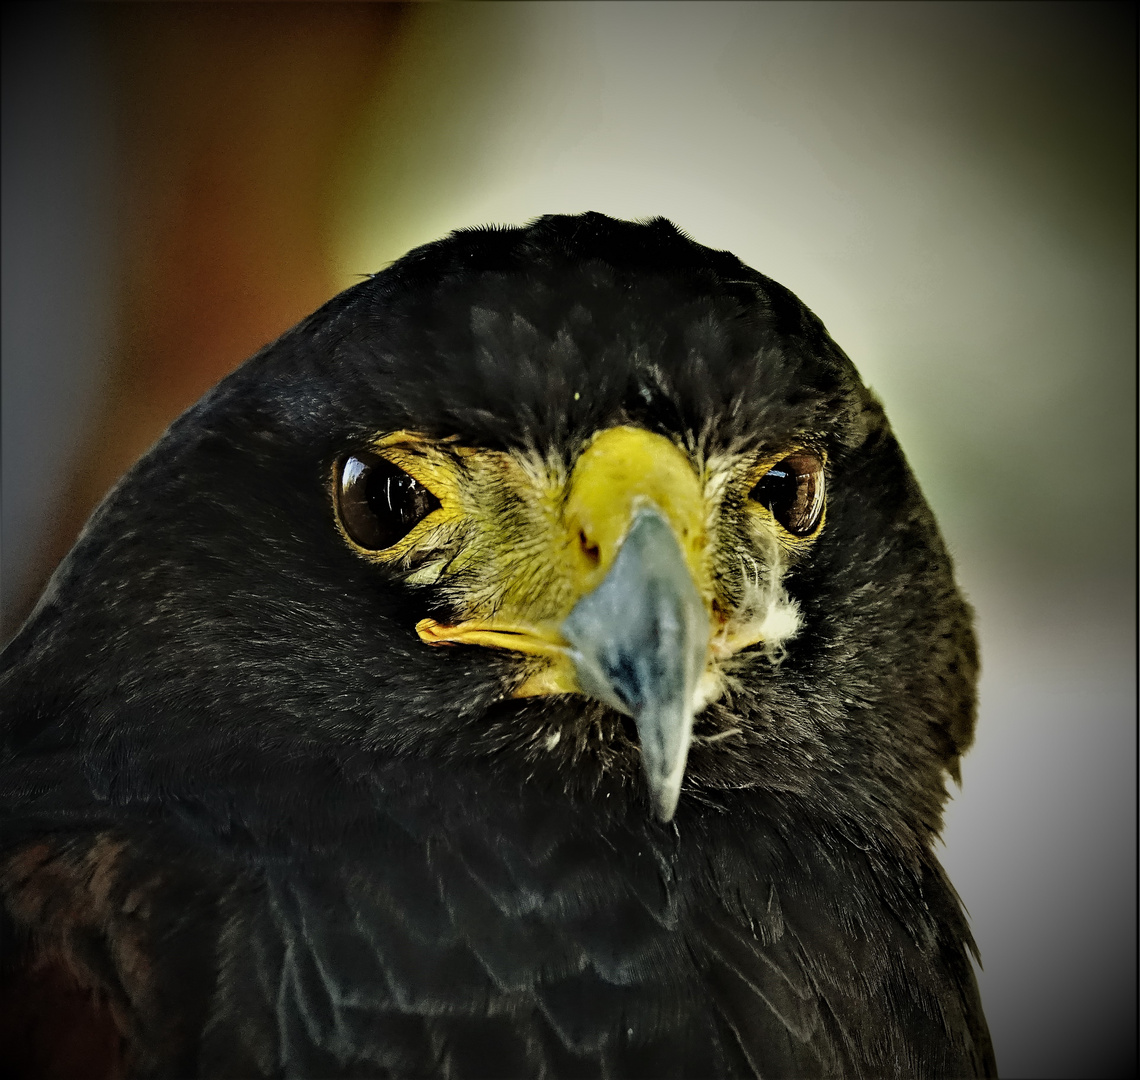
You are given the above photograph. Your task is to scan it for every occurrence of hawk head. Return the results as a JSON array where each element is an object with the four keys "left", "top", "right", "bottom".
[{"left": 2, "top": 213, "right": 976, "bottom": 843}]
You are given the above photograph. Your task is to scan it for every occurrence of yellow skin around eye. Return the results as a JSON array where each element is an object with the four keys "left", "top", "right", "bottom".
[{"left": 332, "top": 428, "right": 825, "bottom": 702}]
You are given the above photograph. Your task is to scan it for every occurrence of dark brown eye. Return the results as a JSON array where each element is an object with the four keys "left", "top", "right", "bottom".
[
  {"left": 749, "top": 450, "right": 825, "bottom": 536},
  {"left": 336, "top": 452, "right": 441, "bottom": 550}
]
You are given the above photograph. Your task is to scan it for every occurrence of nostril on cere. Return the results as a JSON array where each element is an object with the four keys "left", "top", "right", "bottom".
[{"left": 578, "top": 529, "right": 600, "bottom": 564}]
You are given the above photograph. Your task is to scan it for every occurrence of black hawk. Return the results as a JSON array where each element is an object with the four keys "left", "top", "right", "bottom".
[{"left": 0, "top": 213, "right": 995, "bottom": 1078}]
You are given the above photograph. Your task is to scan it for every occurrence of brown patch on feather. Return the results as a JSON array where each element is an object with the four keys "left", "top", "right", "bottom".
[{"left": 0, "top": 833, "right": 160, "bottom": 1079}]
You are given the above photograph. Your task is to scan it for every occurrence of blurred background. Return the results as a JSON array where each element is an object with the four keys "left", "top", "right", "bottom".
[{"left": 2, "top": 2, "right": 1134, "bottom": 1075}]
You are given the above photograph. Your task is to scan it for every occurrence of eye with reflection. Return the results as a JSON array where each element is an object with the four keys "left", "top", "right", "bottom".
[
  {"left": 336, "top": 452, "right": 441, "bottom": 550},
  {"left": 749, "top": 450, "right": 825, "bottom": 536}
]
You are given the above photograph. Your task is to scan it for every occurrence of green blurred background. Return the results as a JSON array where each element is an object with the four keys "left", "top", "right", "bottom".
[{"left": 3, "top": 3, "right": 1135, "bottom": 1075}]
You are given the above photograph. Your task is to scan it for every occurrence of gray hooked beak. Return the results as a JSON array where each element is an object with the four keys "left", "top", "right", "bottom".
[{"left": 561, "top": 506, "right": 710, "bottom": 821}]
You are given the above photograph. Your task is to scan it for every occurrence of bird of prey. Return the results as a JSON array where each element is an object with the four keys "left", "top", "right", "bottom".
[{"left": 1, "top": 212, "right": 995, "bottom": 1078}]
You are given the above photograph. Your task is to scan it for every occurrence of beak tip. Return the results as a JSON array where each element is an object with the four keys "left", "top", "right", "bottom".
[{"left": 646, "top": 764, "right": 685, "bottom": 823}]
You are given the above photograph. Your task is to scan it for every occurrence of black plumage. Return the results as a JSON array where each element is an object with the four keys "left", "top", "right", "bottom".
[{"left": 0, "top": 213, "right": 994, "bottom": 1078}]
